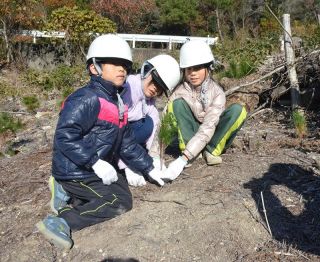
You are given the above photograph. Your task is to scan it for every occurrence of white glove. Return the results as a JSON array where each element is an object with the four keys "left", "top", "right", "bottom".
[
  {"left": 92, "top": 159, "right": 118, "bottom": 185},
  {"left": 125, "top": 168, "right": 146, "bottom": 187},
  {"left": 148, "top": 168, "right": 165, "bottom": 186},
  {"left": 153, "top": 157, "right": 167, "bottom": 171},
  {"left": 162, "top": 156, "right": 188, "bottom": 181}
]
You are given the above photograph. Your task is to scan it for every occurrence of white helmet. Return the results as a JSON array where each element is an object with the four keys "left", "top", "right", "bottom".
[
  {"left": 141, "top": 54, "right": 181, "bottom": 95},
  {"left": 179, "top": 40, "right": 214, "bottom": 68},
  {"left": 86, "top": 34, "right": 132, "bottom": 66}
]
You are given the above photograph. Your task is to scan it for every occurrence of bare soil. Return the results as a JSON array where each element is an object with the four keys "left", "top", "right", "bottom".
[{"left": 1, "top": 92, "right": 320, "bottom": 261}]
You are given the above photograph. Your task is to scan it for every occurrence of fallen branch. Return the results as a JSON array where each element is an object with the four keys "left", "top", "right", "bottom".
[
  {"left": 247, "top": 99, "right": 270, "bottom": 118},
  {"left": 12, "top": 180, "right": 46, "bottom": 185},
  {"left": 274, "top": 251, "right": 295, "bottom": 256},
  {"left": 0, "top": 110, "right": 30, "bottom": 115},
  {"left": 225, "top": 65, "right": 285, "bottom": 96},
  {"left": 199, "top": 200, "right": 223, "bottom": 206},
  {"left": 138, "top": 198, "right": 186, "bottom": 206},
  {"left": 248, "top": 108, "right": 273, "bottom": 119},
  {"left": 261, "top": 191, "right": 273, "bottom": 238}
]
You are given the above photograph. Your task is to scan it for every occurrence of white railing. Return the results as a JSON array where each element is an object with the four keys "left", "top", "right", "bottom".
[
  {"left": 16, "top": 30, "right": 218, "bottom": 49},
  {"left": 118, "top": 33, "right": 218, "bottom": 49}
]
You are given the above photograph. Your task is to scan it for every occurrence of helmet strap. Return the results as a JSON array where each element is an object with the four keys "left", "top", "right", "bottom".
[
  {"left": 93, "top": 58, "right": 102, "bottom": 76},
  {"left": 140, "top": 61, "right": 154, "bottom": 79},
  {"left": 209, "top": 63, "right": 214, "bottom": 71}
]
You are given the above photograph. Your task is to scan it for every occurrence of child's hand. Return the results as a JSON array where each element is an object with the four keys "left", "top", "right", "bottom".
[
  {"left": 125, "top": 168, "right": 146, "bottom": 187},
  {"left": 161, "top": 156, "right": 188, "bottom": 181},
  {"left": 148, "top": 168, "right": 165, "bottom": 186},
  {"left": 92, "top": 159, "right": 118, "bottom": 185}
]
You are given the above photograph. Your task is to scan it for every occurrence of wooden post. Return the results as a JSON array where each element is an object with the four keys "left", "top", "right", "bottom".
[{"left": 283, "top": 14, "right": 300, "bottom": 110}]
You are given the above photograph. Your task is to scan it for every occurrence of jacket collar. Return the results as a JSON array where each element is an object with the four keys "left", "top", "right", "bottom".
[
  {"left": 91, "top": 75, "right": 128, "bottom": 97},
  {"left": 91, "top": 75, "right": 115, "bottom": 96}
]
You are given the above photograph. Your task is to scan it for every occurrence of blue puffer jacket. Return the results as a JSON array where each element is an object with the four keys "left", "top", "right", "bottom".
[{"left": 52, "top": 75, "right": 154, "bottom": 180}]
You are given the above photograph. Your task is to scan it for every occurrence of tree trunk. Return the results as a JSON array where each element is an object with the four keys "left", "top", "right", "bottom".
[
  {"left": 231, "top": 17, "right": 237, "bottom": 36},
  {"left": 64, "top": 36, "right": 71, "bottom": 66},
  {"left": 1, "top": 19, "right": 12, "bottom": 63},
  {"left": 317, "top": 13, "right": 320, "bottom": 26},
  {"left": 283, "top": 14, "right": 300, "bottom": 110},
  {"left": 215, "top": 9, "right": 224, "bottom": 42}
]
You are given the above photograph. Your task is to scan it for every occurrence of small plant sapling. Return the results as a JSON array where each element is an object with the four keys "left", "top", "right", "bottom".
[
  {"left": 292, "top": 109, "right": 307, "bottom": 140},
  {"left": 158, "top": 112, "right": 178, "bottom": 170}
]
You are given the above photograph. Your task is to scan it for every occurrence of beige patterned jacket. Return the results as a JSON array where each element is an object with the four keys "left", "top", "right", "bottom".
[{"left": 149, "top": 77, "right": 226, "bottom": 160}]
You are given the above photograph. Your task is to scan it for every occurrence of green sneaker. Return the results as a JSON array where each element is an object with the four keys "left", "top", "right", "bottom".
[
  {"left": 203, "top": 151, "right": 222, "bottom": 166},
  {"left": 36, "top": 215, "right": 73, "bottom": 250},
  {"left": 49, "top": 176, "right": 70, "bottom": 214}
]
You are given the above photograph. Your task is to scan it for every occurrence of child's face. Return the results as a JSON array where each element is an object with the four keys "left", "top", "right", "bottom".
[
  {"left": 185, "top": 65, "right": 208, "bottom": 87},
  {"left": 101, "top": 63, "right": 128, "bottom": 87},
  {"left": 142, "top": 74, "right": 163, "bottom": 98}
]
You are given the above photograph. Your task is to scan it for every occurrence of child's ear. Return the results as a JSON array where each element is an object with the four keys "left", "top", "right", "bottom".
[{"left": 89, "top": 64, "right": 98, "bottom": 75}]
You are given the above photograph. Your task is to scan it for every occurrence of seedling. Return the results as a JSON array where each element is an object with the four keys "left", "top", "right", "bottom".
[
  {"left": 292, "top": 109, "right": 307, "bottom": 139},
  {"left": 158, "top": 112, "right": 178, "bottom": 169}
]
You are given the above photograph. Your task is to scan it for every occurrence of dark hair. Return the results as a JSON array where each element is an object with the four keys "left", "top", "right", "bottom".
[{"left": 151, "top": 70, "right": 169, "bottom": 97}]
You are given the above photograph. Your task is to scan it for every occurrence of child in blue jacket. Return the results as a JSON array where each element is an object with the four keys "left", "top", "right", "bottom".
[{"left": 36, "top": 34, "right": 166, "bottom": 249}]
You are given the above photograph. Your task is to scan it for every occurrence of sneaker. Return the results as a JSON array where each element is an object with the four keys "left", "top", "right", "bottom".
[
  {"left": 203, "top": 151, "right": 222, "bottom": 166},
  {"left": 36, "top": 215, "right": 73, "bottom": 249},
  {"left": 49, "top": 176, "right": 70, "bottom": 214}
]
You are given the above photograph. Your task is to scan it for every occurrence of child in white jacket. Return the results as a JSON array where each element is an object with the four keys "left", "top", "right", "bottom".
[{"left": 164, "top": 40, "right": 247, "bottom": 181}]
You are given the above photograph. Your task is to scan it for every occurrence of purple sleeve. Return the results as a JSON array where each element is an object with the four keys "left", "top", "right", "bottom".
[
  {"left": 145, "top": 99, "right": 160, "bottom": 150},
  {"left": 123, "top": 74, "right": 145, "bottom": 122}
]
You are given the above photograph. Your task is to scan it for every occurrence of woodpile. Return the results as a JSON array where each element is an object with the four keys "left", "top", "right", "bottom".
[{"left": 219, "top": 49, "right": 320, "bottom": 113}]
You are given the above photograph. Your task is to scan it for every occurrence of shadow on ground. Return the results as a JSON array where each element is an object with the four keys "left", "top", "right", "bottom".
[{"left": 244, "top": 163, "right": 320, "bottom": 256}]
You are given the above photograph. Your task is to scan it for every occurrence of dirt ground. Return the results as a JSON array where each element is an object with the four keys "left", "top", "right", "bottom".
[{"left": 1, "top": 97, "right": 320, "bottom": 261}]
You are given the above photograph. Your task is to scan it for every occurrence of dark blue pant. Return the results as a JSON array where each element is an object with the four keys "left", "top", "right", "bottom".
[
  {"left": 129, "top": 114, "right": 154, "bottom": 146},
  {"left": 58, "top": 174, "right": 132, "bottom": 231}
]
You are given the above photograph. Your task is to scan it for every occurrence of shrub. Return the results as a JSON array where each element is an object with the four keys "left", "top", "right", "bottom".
[
  {"left": 0, "top": 82, "right": 16, "bottom": 98},
  {"left": 304, "top": 27, "right": 320, "bottom": 50},
  {"left": 23, "top": 64, "right": 87, "bottom": 92},
  {"left": 50, "top": 65, "right": 76, "bottom": 90},
  {"left": 213, "top": 34, "right": 278, "bottom": 79},
  {"left": 223, "top": 59, "right": 254, "bottom": 79},
  {"left": 22, "top": 96, "right": 40, "bottom": 112},
  {"left": 0, "top": 113, "right": 24, "bottom": 134},
  {"left": 23, "top": 69, "right": 53, "bottom": 90}
]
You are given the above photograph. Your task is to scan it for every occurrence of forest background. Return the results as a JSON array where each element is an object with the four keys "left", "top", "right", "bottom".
[{"left": 0, "top": 0, "right": 320, "bottom": 151}]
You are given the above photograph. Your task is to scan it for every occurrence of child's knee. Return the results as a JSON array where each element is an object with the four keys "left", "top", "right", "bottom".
[
  {"left": 228, "top": 103, "right": 243, "bottom": 113},
  {"left": 117, "top": 193, "right": 133, "bottom": 212},
  {"left": 172, "top": 98, "right": 186, "bottom": 108},
  {"left": 228, "top": 103, "right": 247, "bottom": 119},
  {"left": 123, "top": 195, "right": 133, "bottom": 211}
]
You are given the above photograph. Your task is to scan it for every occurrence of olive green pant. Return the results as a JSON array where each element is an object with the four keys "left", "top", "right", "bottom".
[{"left": 168, "top": 98, "right": 247, "bottom": 156}]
